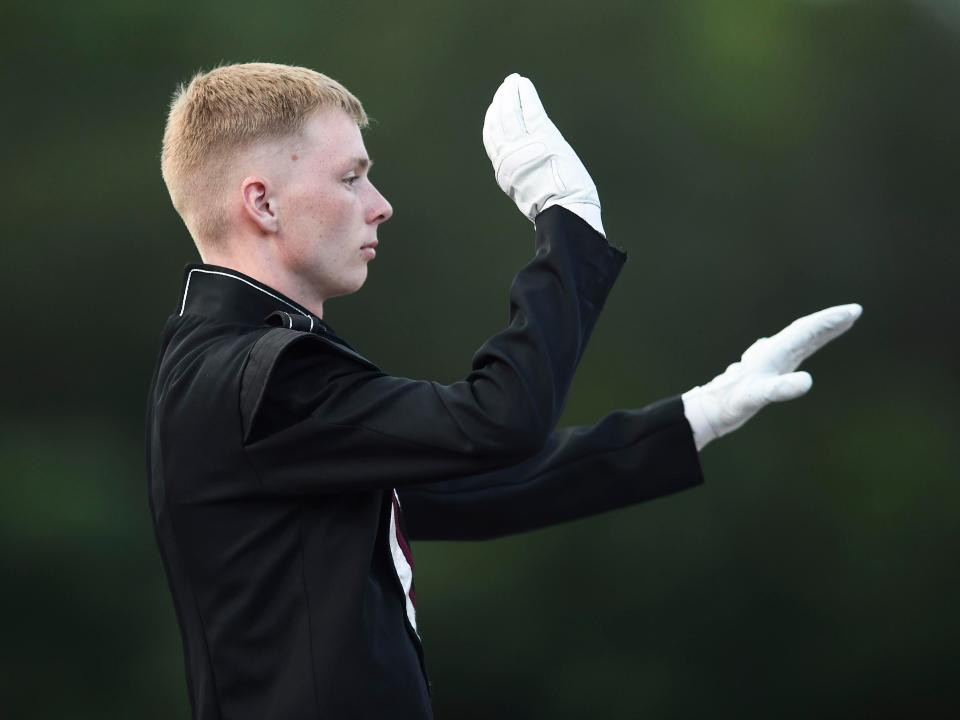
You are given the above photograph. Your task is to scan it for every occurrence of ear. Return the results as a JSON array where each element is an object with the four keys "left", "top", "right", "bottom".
[{"left": 240, "top": 176, "right": 279, "bottom": 234}]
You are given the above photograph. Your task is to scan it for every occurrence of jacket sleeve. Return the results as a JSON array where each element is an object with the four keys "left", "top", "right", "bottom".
[
  {"left": 395, "top": 395, "right": 704, "bottom": 540},
  {"left": 241, "top": 206, "right": 627, "bottom": 496}
]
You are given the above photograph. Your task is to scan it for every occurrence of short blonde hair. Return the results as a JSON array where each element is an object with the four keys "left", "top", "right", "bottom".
[{"left": 161, "top": 62, "right": 368, "bottom": 246}]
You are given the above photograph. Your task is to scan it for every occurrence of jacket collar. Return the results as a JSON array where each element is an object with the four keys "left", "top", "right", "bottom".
[{"left": 177, "top": 263, "right": 333, "bottom": 333}]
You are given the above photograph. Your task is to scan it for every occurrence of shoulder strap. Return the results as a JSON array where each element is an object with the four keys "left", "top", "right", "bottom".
[
  {"left": 263, "top": 310, "right": 381, "bottom": 370},
  {"left": 239, "top": 327, "right": 382, "bottom": 443},
  {"left": 240, "top": 328, "right": 302, "bottom": 443}
]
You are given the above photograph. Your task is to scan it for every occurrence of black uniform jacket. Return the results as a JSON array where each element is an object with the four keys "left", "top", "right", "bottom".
[{"left": 145, "top": 206, "right": 704, "bottom": 720}]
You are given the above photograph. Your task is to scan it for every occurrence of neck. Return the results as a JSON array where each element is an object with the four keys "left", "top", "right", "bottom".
[{"left": 201, "top": 246, "right": 326, "bottom": 319}]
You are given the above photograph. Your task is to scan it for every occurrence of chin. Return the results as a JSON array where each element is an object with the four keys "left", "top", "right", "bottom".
[{"left": 327, "top": 273, "right": 368, "bottom": 300}]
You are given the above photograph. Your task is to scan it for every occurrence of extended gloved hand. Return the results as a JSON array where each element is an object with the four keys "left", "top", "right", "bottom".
[
  {"left": 681, "top": 304, "right": 863, "bottom": 451},
  {"left": 482, "top": 73, "right": 605, "bottom": 237}
]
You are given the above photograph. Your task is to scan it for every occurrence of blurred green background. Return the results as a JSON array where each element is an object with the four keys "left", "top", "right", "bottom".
[{"left": 2, "top": 0, "right": 958, "bottom": 716}]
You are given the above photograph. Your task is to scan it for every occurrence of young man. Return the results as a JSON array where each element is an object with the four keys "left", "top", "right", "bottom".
[{"left": 147, "top": 63, "right": 860, "bottom": 719}]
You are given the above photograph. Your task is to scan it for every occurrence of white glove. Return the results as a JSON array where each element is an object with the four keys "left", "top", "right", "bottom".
[
  {"left": 682, "top": 304, "right": 863, "bottom": 451},
  {"left": 482, "top": 73, "right": 605, "bottom": 237}
]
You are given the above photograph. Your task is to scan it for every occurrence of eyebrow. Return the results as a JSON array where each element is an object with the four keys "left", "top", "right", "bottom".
[{"left": 351, "top": 157, "right": 373, "bottom": 171}]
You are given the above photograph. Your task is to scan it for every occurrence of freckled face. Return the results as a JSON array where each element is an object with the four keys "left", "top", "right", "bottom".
[{"left": 278, "top": 108, "right": 393, "bottom": 301}]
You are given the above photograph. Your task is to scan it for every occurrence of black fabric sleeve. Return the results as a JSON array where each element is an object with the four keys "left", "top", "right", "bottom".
[
  {"left": 241, "top": 206, "right": 627, "bottom": 495},
  {"left": 395, "top": 395, "right": 704, "bottom": 540}
]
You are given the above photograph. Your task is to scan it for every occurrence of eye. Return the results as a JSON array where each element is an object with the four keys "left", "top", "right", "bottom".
[{"left": 344, "top": 175, "right": 361, "bottom": 187}]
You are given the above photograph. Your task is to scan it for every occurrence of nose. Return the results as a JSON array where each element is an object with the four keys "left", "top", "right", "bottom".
[{"left": 367, "top": 182, "right": 393, "bottom": 225}]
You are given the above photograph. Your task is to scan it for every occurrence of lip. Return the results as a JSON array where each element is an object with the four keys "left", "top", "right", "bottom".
[
  {"left": 361, "top": 240, "right": 379, "bottom": 249},
  {"left": 361, "top": 241, "right": 377, "bottom": 259}
]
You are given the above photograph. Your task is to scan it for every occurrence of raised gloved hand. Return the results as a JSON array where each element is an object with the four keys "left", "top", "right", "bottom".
[
  {"left": 482, "top": 73, "right": 605, "bottom": 237},
  {"left": 681, "top": 304, "right": 863, "bottom": 451}
]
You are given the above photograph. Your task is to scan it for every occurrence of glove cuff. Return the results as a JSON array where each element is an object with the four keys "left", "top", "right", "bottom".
[{"left": 681, "top": 388, "right": 717, "bottom": 452}]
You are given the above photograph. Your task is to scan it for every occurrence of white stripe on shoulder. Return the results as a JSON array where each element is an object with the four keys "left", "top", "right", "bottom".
[{"left": 179, "top": 268, "right": 311, "bottom": 318}]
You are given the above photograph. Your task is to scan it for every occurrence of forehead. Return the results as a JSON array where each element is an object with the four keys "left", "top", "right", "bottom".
[{"left": 298, "top": 108, "right": 366, "bottom": 165}]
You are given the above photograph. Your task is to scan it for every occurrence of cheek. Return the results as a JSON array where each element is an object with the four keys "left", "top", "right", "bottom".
[
  {"left": 283, "top": 187, "right": 363, "bottom": 266},
  {"left": 318, "top": 192, "right": 361, "bottom": 233}
]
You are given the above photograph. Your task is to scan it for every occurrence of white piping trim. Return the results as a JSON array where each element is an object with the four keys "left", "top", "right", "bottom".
[
  {"left": 308, "top": 315, "right": 314, "bottom": 333},
  {"left": 179, "top": 268, "right": 311, "bottom": 318}
]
